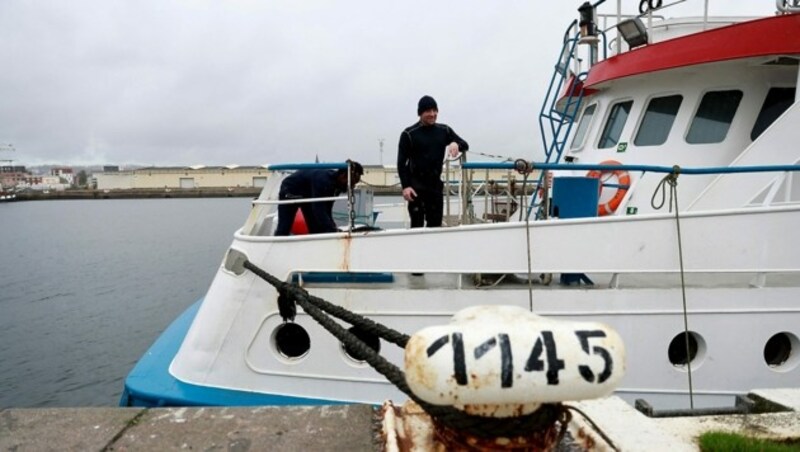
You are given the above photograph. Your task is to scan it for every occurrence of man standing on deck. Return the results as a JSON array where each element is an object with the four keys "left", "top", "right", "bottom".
[
  {"left": 397, "top": 95, "right": 469, "bottom": 228},
  {"left": 274, "top": 161, "right": 363, "bottom": 235}
]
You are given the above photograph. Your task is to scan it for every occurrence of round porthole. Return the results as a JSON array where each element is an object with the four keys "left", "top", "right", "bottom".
[
  {"left": 342, "top": 326, "right": 380, "bottom": 363},
  {"left": 273, "top": 323, "right": 310, "bottom": 360},
  {"left": 668, "top": 331, "right": 706, "bottom": 370},
  {"left": 764, "top": 332, "right": 800, "bottom": 371}
]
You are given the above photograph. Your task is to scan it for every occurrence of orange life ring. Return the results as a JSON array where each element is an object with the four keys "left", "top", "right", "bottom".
[{"left": 586, "top": 160, "right": 631, "bottom": 216}]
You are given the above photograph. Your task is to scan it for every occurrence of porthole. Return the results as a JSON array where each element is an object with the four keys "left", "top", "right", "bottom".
[
  {"left": 273, "top": 323, "right": 310, "bottom": 359},
  {"left": 764, "top": 332, "right": 800, "bottom": 372},
  {"left": 342, "top": 326, "right": 380, "bottom": 363},
  {"left": 668, "top": 331, "right": 706, "bottom": 370}
]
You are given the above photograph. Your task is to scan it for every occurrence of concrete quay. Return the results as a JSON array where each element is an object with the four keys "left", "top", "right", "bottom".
[
  {"left": 1, "top": 405, "right": 375, "bottom": 451},
  {"left": 2, "top": 389, "right": 799, "bottom": 451}
]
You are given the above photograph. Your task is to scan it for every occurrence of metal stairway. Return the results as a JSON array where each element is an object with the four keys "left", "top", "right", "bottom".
[{"left": 527, "top": 21, "right": 589, "bottom": 219}]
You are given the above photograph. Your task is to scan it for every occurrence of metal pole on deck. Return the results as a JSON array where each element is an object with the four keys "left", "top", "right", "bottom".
[
  {"left": 445, "top": 159, "right": 451, "bottom": 224},
  {"left": 616, "top": 0, "right": 622, "bottom": 54},
  {"left": 460, "top": 153, "right": 469, "bottom": 226},
  {"left": 347, "top": 164, "right": 354, "bottom": 232}
]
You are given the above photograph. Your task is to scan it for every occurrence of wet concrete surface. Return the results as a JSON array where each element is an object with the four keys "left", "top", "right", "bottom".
[{"left": 2, "top": 390, "right": 799, "bottom": 451}]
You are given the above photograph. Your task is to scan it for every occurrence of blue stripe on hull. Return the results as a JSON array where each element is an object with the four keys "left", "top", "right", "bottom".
[
  {"left": 291, "top": 272, "right": 394, "bottom": 284},
  {"left": 120, "top": 298, "right": 344, "bottom": 407}
]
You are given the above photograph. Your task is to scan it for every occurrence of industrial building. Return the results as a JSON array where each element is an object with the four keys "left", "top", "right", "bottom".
[{"left": 93, "top": 164, "right": 527, "bottom": 194}]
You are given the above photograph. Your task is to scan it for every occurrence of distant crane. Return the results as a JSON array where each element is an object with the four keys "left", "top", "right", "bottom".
[{"left": 0, "top": 143, "right": 14, "bottom": 166}]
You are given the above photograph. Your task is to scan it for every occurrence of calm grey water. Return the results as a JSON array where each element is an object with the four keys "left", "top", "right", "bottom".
[{"left": 0, "top": 198, "right": 252, "bottom": 407}]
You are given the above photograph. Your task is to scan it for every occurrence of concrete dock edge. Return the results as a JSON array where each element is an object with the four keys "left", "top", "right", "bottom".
[
  {"left": 1, "top": 405, "right": 376, "bottom": 451},
  {"left": 3, "top": 389, "right": 799, "bottom": 451}
]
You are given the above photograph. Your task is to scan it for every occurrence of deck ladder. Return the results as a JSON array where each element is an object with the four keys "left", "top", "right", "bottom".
[{"left": 528, "top": 21, "right": 595, "bottom": 219}]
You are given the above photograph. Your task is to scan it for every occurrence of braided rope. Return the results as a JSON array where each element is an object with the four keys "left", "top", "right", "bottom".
[
  {"left": 242, "top": 259, "right": 565, "bottom": 438},
  {"left": 564, "top": 404, "right": 619, "bottom": 451}
]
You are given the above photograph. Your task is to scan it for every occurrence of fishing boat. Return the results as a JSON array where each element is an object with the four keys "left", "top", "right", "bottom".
[
  {"left": 122, "top": 0, "right": 800, "bottom": 411},
  {"left": 0, "top": 190, "right": 16, "bottom": 202}
]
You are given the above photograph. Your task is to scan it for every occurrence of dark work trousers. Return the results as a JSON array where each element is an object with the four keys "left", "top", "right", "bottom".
[
  {"left": 407, "top": 188, "right": 443, "bottom": 228},
  {"left": 275, "top": 196, "right": 323, "bottom": 236}
]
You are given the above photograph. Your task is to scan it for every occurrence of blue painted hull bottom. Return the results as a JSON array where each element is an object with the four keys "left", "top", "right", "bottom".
[{"left": 120, "top": 299, "right": 342, "bottom": 407}]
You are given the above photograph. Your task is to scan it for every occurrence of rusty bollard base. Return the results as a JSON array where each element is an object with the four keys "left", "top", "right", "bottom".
[{"left": 378, "top": 400, "right": 563, "bottom": 451}]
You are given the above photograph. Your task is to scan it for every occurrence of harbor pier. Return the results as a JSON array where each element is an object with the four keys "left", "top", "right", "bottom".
[{"left": 3, "top": 390, "right": 799, "bottom": 451}]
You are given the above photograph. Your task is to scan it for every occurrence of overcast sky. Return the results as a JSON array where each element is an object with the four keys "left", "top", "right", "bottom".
[{"left": 0, "top": 1, "right": 773, "bottom": 167}]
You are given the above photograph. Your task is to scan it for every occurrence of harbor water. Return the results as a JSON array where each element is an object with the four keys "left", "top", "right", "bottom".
[{"left": 0, "top": 198, "right": 252, "bottom": 407}]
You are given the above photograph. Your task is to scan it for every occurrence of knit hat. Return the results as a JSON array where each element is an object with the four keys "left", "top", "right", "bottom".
[{"left": 417, "top": 95, "right": 438, "bottom": 115}]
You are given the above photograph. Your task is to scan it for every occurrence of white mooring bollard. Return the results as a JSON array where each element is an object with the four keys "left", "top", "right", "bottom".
[{"left": 405, "top": 305, "right": 626, "bottom": 417}]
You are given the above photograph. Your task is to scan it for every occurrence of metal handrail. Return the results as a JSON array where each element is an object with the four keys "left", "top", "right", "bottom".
[
  {"left": 462, "top": 161, "right": 800, "bottom": 175},
  {"left": 266, "top": 162, "right": 348, "bottom": 170},
  {"left": 256, "top": 161, "right": 359, "bottom": 233},
  {"left": 253, "top": 196, "right": 347, "bottom": 206}
]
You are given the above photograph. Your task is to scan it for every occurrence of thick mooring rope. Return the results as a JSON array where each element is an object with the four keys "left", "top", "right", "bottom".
[
  {"left": 242, "top": 259, "right": 565, "bottom": 439},
  {"left": 564, "top": 405, "right": 620, "bottom": 452},
  {"left": 650, "top": 166, "right": 695, "bottom": 409}
]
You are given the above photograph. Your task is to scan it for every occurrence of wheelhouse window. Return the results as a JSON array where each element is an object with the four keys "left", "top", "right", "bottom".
[
  {"left": 686, "top": 90, "right": 743, "bottom": 144},
  {"left": 570, "top": 104, "right": 597, "bottom": 150},
  {"left": 751, "top": 87, "right": 796, "bottom": 140},
  {"left": 598, "top": 100, "right": 633, "bottom": 149},
  {"left": 634, "top": 95, "right": 683, "bottom": 146}
]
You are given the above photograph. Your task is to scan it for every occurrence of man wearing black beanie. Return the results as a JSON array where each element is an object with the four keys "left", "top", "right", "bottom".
[{"left": 397, "top": 95, "right": 469, "bottom": 230}]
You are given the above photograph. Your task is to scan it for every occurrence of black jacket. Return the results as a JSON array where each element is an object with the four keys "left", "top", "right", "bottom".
[
  {"left": 279, "top": 169, "right": 341, "bottom": 233},
  {"left": 397, "top": 122, "right": 468, "bottom": 191}
]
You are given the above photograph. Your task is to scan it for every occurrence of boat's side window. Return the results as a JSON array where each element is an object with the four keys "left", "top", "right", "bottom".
[
  {"left": 634, "top": 95, "right": 683, "bottom": 146},
  {"left": 751, "top": 87, "right": 796, "bottom": 141},
  {"left": 686, "top": 90, "right": 743, "bottom": 144},
  {"left": 598, "top": 100, "right": 633, "bottom": 149},
  {"left": 570, "top": 104, "right": 597, "bottom": 150}
]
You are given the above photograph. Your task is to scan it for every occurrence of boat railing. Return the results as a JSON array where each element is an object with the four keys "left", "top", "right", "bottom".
[
  {"left": 253, "top": 196, "right": 347, "bottom": 206},
  {"left": 461, "top": 161, "right": 800, "bottom": 220},
  {"left": 244, "top": 161, "right": 800, "bottom": 235},
  {"left": 591, "top": 0, "right": 738, "bottom": 59},
  {"left": 443, "top": 154, "right": 545, "bottom": 225},
  {"left": 245, "top": 162, "right": 364, "bottom": 235}
]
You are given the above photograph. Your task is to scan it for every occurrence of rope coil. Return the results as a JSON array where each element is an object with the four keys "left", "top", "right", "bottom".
[{"left": 650, "top": 165, "right": 680, "bottom": 212}]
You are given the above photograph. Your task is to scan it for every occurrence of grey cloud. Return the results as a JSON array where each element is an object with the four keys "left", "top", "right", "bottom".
[{"left": 0, "top": 0, "right": 772, "bottom": 167}]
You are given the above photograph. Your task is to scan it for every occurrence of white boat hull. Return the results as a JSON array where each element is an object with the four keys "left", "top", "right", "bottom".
[{"left": 170, "top": 206, "right": 800, "bottom": 410}]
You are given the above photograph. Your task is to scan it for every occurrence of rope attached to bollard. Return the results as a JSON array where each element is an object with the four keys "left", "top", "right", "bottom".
[{"left": 242, "top": 259, "right": 565, "bottom": 439}]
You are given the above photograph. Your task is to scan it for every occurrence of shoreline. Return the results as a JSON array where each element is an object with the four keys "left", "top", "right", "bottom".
[
  {"left": 12, "top": 186, "right": 404, "bottom": 201},
  {"left": 6, "top": 184, "right": 533, "bottom": 201}
]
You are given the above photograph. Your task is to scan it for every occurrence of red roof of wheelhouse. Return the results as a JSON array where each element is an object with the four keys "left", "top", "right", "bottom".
[{"left": 584, "top": 13, "right": 800, "bottom": 88}]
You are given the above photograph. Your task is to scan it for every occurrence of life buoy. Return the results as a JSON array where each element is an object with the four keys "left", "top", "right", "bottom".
[{"left": 586, "top": 160, "right": 631, "bottom": 216}]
